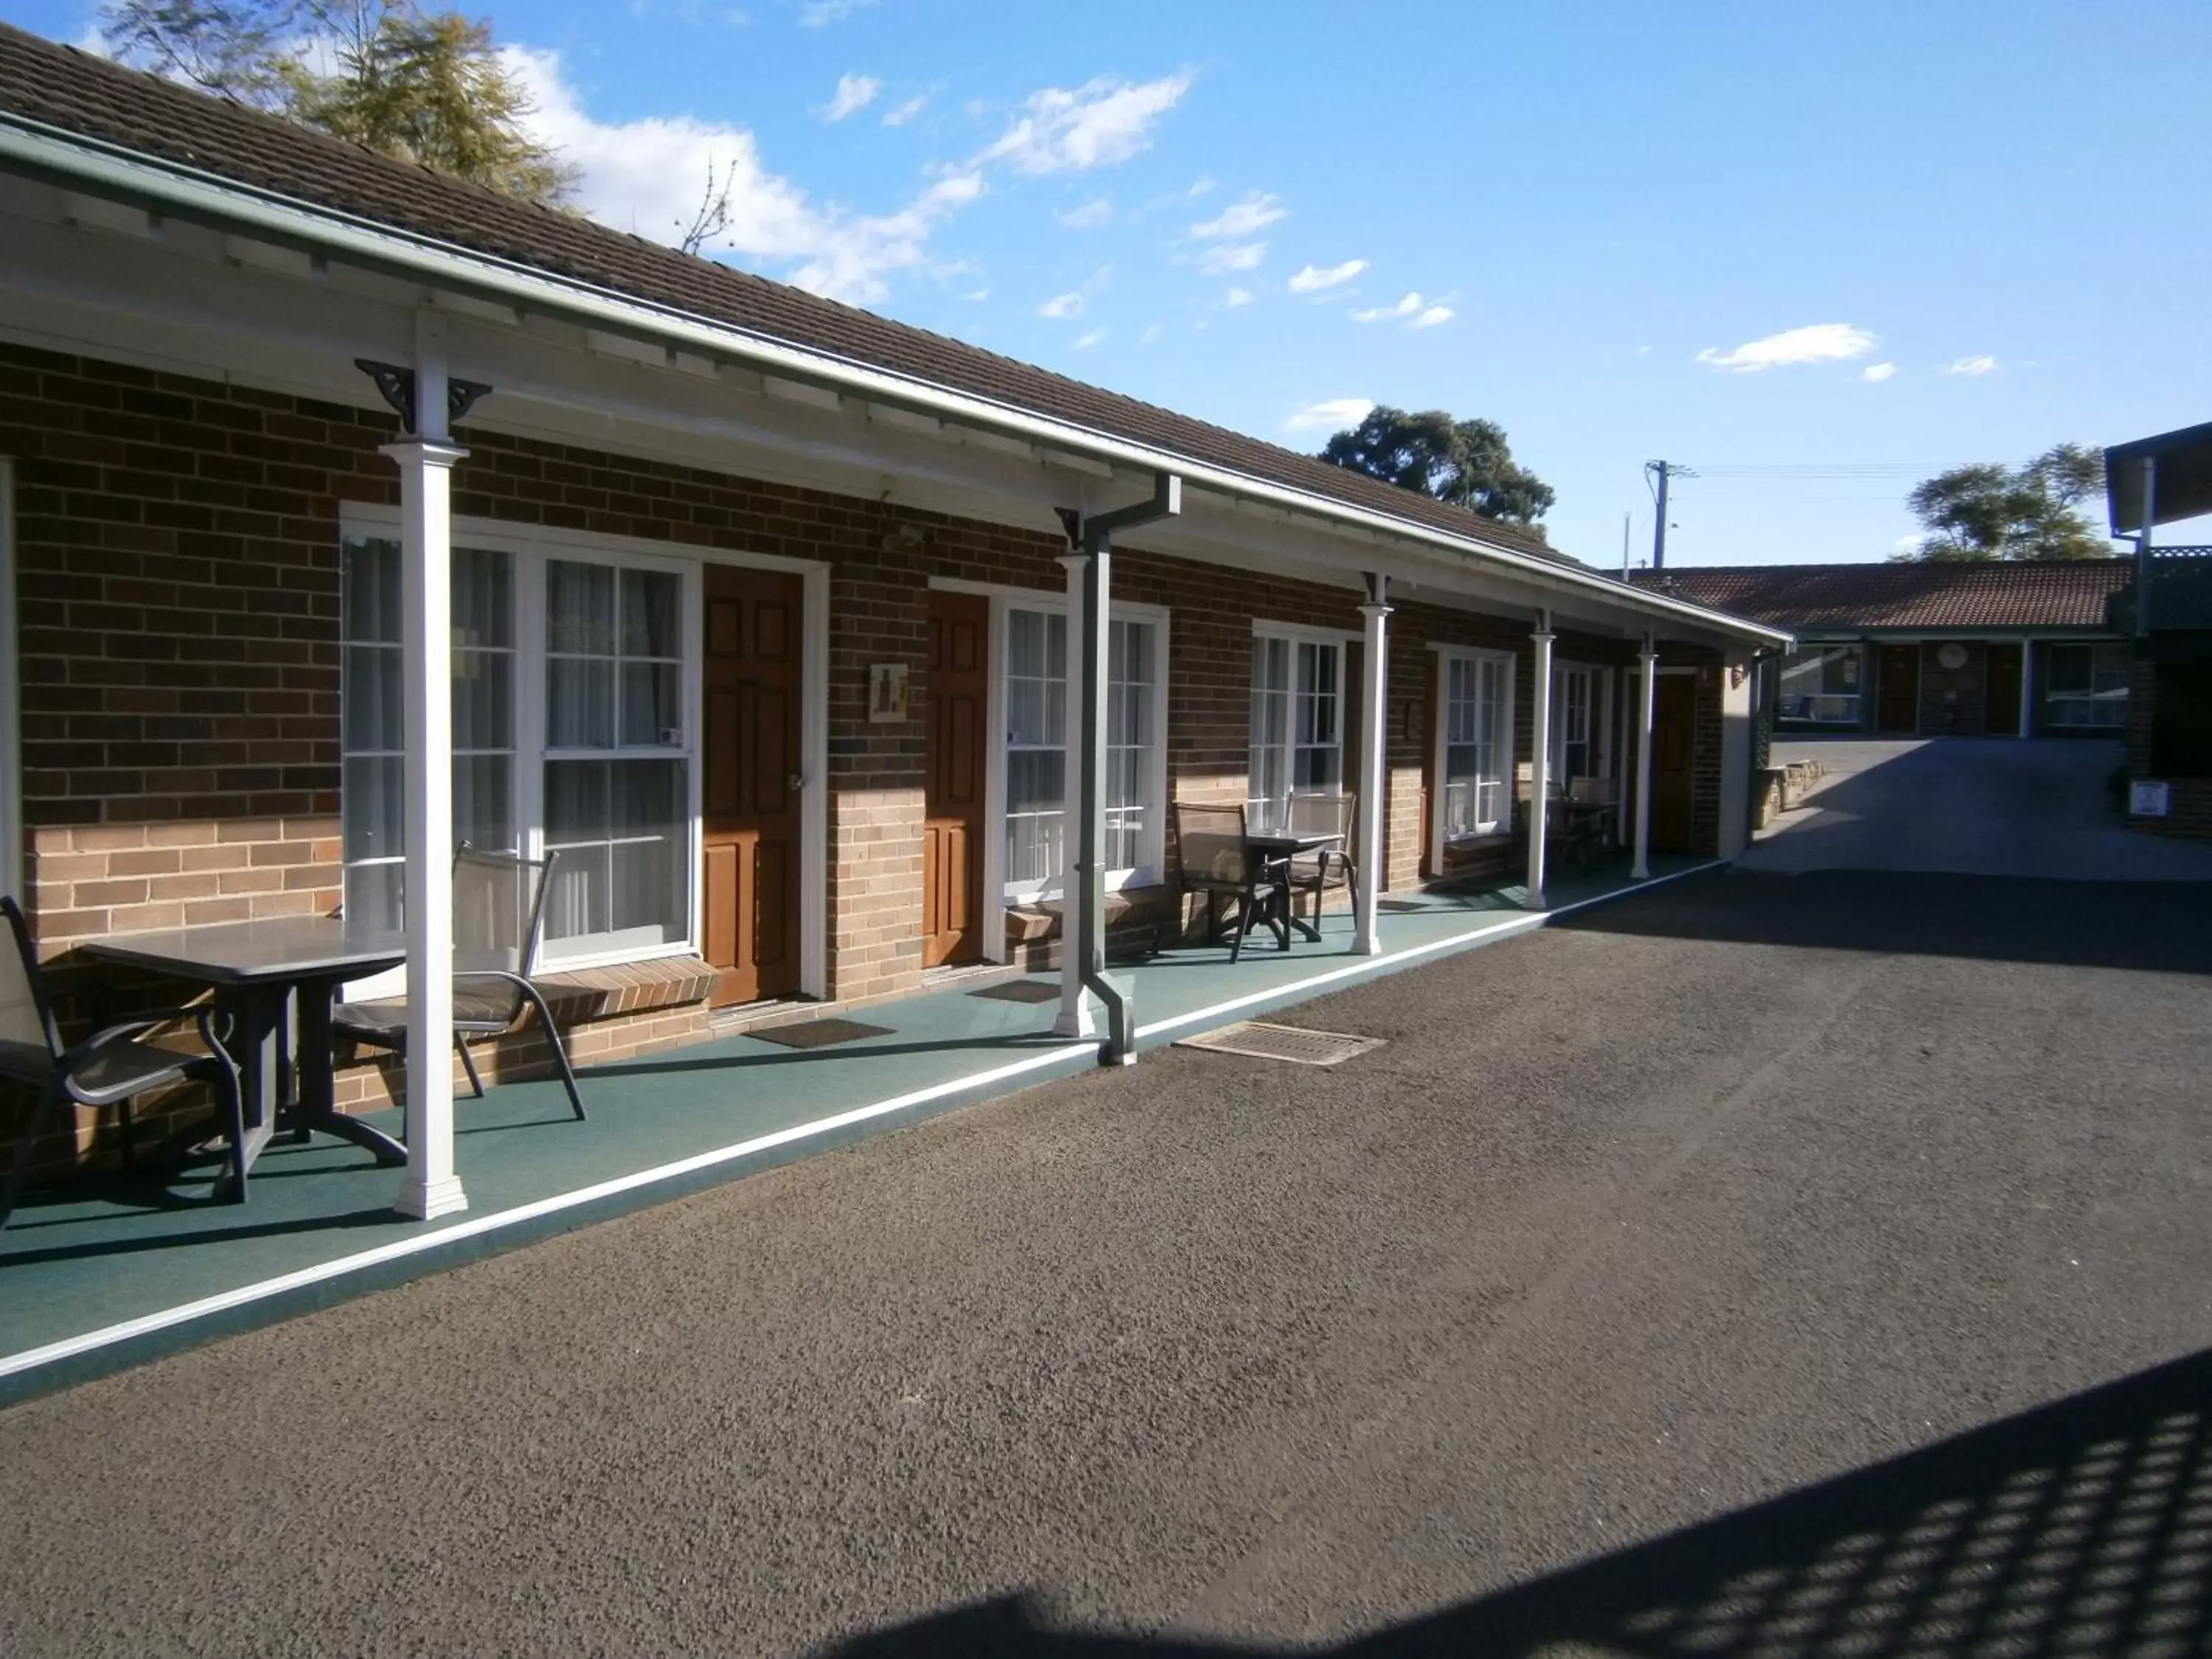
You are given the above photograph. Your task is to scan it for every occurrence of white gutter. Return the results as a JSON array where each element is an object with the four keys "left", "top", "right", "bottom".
[{"left": 0, "top": 114, "right": 1790, "bottom": 647}]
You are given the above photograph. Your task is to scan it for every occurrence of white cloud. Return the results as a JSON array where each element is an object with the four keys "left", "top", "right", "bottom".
[
  {"left": 1057, "top": 197, "right": 1113, "bottom": 229},
  {"left": 1038, "top": 291, "right": 1086, "bottom": 319},
  {"left": 1944, "top": 355, "right": 1999, "bottom": 376},
  {"left": 1893, "top": 533, "right": 1929, "bottom": 554},
  {"left": 1352, "top": 291, "right": 1424, "bottom": 323},
  {"left": 981, "top": 73, "right": 1194, "bottom": 173},
  {"left": 1284, "top": 397, "right": 1374, "bottom": 434},
  {"left": 1410, "top": 305, "right": 1453, "bottom": 330},
  {"left": 509, "top": 46, "right": 979, "bottom": 305},
  {"left": 1191, "top": 191, "right": 1285, "bottom": 239},
  {"left": 1198, "top": 241, "right": 1265, "bottom": 275},
  {"left": 1287, "top": 258, "right": 1366, "bottom": 293},
  {"left": 1187, "top": 175, "right": 1215, "bottom": 197},
  {"left": 1862, "top": 362, "right": 1898, "bottom": 382},
  {"left": 1074, "top": 328, "right": 1107, "bottom": 349},
  {"left": 1224, "top": 286, "right": 1254, "bottom": 308},
  {"left": 1695, "top": 322, "right": 1877, "bottom": 372},
  {"left": 818, "top": 72, "right": 879, "bottom": 121},
  {"left": 1141, "top": 323, "right": 1164, "bottom": 343},
  {"left": 799, "top": 0, "right": 874, "bottom": 24},
  {"left": 881, "top": 94, "right": 927, "bottom": 126}
]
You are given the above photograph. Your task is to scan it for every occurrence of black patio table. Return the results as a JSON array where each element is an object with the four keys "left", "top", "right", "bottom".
[
  {"left": 82, "top": 917, "right": 409, "bottom": 1186},
  {"left": 1241, "top": 830, "right": 1346, "bottom": 947}
]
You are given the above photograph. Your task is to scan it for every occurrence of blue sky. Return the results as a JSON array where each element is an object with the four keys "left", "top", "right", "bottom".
[{"left": 13, "top": 0, "right": 2212, "bottom": 565}]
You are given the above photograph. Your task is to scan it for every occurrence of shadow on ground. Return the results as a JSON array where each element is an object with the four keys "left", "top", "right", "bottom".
[
  {"left": 824, "top": 1347, "right": 2211, "bottom": 1657},
  {"left": 1557, "top": 869, "right": 2212, "bottom": 977}
]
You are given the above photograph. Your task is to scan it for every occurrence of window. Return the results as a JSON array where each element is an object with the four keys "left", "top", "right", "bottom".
[
  {"left": 1004, "top": 607, "right": 1067, "bottom": 890},
  {"left": 541, "top": 560, "right": 689, "bottom": 961},
  {"left": 1250, "top": 631, "right": 1343, "bottom": 831},
  {"left": 1001, "top": 604, "right": 1164, "bottom": 894},
  {"left": 341, "top": 540, "right": 516, "bottom": 933},
  {"left": 339, "top": 532, "right": 696, "bottom": 965},
  {"left": 1552, "top": 664, "right": 1598, "bottom": 783},
  {"left": 2045, "top": 643, "right": 2131, "bottom": 728},
  {"left": 1778, "top": 645, "right": 1864, "bottom": 725},
  {"left": 1440, "top": 650, "right": 1513, "bottom": 840}
]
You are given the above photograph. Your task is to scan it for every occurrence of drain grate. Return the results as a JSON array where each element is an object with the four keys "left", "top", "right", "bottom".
[{"left": 1175, "top": 1020, "right": 1383, "bottom": 1067}]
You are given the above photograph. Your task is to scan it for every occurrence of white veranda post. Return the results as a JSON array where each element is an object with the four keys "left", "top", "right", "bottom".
[
  {"left": 1354, "top": 576, "right": 1390, "bottom": 955},
  {"left": 386, "top": 356, "right": 467, "bottom": 1221},
  {"left": 1526, "top": 614, "right": 1554, "bottom": 908},
  {"left": 1633, "top": 636, "right": 1658, "bottom": 881},
  {"left": 1054, "top": 550, "right": 1093, "bottom": 1038}
]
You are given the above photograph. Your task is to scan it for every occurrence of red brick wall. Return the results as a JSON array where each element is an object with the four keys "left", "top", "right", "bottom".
[{"left": 2126, "top": 651, "right": 2212, "bottom": 841}]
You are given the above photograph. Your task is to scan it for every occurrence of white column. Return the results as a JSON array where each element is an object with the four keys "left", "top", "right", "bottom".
[
  {"left": 1632, "top": 640, "right": 1658, "bottom": 879},
  {"left": 2017, "top": 638, "right": 2033, "bottom": 738},
  {"left": 1353, "top": 581, "right": 1391, "bottom": 955},
  {"left": 1053, "top": 550, "right": 1093, "bottom": 1038},
  {"left": 386, "top": 431, "right": 468, "bottom": 1220},
  {"left": 1526, "top": 616, "right": 1554, "bottom": 908}
]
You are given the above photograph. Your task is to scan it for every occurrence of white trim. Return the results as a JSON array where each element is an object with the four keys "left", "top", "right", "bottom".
[
  {"left": 0, "top": 456, "right": 18, "bottom": 902},
  {"left": 1248, "top": 616, "right": 1360, "bottom": 646},
  {"left": 1427, "top": 644, "right": 1517, "bottom": 870},
  {"left": 0, "top": 855, "right": 1727, "bottom": 1391}
]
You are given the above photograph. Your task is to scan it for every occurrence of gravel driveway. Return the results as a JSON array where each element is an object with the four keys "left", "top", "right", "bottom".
[{"left": 2, "top": 869, "right": 2208, "bottom": 1656}]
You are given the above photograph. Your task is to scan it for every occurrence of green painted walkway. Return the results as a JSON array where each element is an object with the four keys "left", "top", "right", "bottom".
[{"left": 0, "top": 857, "right": 1717, "bottom": 1401}]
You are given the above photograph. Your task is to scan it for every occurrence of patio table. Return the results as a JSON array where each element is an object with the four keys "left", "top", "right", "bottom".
[
  {"left": 1242, "top": 830, "right": 1346, "bottom": 946},
  {"left": 83, "top": 917, "right": 408, "bottom": 1186}
]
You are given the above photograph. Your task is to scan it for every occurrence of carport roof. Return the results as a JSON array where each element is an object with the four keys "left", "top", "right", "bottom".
[
  {"left": 1632, "top": 560, "right": 2135, "bottom": 632},
  {"left": 2107, "top": 420, "right": 2212, "bottom": 534}
]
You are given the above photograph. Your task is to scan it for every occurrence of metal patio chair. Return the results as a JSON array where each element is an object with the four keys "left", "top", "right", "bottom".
[
  {"left": 333, "top": 846, "right": 587, "bottom": 1125},
  {"left": 1166, "top": 801, "right": 1284, "bottom": 964},
  {"left": 1282, "top": 790, "right": 1357, "bottom": 928},
  {"left": 1, "top": 894, "right": 248, "bottom": 1230}
]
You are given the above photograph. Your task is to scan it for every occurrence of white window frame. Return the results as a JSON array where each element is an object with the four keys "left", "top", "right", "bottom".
[
  {"left": 1250, "top": 619, "right": 1355, "bottom": 831},
  {"left": 2043, "top": 641, "right": 2131, "bottom": 728},
  {"left": 1550, "top": 660, "right": 1612, "bottom": 788},
  {"left": 1429, "top": 644, "right": 1516, "bottom": 869},
  {"left": 0, "top": 458, "right": 19, "bottom": 903},
  {"left": 931, "top": 577, "right": 1171, "bottom": 915},
  {"left": 340, "top": 507, "right": 830, "bottom": 992}
]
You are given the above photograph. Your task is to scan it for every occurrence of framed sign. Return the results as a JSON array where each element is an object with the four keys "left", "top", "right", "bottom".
[
  {"left": 2131, "top": 779, "right": 2171, "bottom": 818},
  {"left": 867, "top": 662, "right": 910, "bottom": 723}
]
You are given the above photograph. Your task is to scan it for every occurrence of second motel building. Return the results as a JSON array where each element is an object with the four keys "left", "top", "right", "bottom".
[{"left": 0, "top": 30, "right": 1786, "bottom": 1152}]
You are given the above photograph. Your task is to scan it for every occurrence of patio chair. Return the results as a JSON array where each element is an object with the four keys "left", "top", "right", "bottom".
[
  {"left": 1282, "top": 790, "right": 1357, "bottom": 928},
  {"left": 1166, "top": 801, "right": 1283, "bottom": 964},
  {"left": 333, "top": 846, "right": 586, "bottom": 1125},
  {"left": 1, "top": 894, "right": 248, "bottom": 1230},
  {"left": 1562, "top": 776, "right": 1618, "bottom": 872}
]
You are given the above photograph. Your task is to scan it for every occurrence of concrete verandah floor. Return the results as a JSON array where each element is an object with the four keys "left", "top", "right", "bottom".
[{"left": 0, "top": 855, "right": 1715, "bottom": 1402}]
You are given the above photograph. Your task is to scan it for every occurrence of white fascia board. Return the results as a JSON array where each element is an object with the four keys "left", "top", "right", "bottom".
[{"left": 0, "top": 114, "right": 1789, "bottom": 649}]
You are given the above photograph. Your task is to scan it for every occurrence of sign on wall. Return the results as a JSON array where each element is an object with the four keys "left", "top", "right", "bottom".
[
  {"left": 2131, "top": 779, "right": 2172, "bottom": 818},
  {"left": 867, "top": 662, "right": 910, "bottom": 723}
]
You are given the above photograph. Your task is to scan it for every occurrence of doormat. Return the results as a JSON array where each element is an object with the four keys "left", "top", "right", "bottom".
[
  {"left": 749, "top": 1018, "right": 896, "bottom": 1050},
  {"left": 1376, "top": 900, "right": 1427, "bottom": 913},
  {"left": 969, "top": 979, "right": 1062, "bottom": 1004},
  {"left": 1175, "top": 1021, "right": 1383, "bottom": 1067}
]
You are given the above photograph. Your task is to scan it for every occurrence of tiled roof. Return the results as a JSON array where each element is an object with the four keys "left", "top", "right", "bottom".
[
  {"left": 0, "top": 24, "right": 1592, "bottom": 574},
  {"left": 1631, "top": 561, "right": 2134, "bottom": 631}
]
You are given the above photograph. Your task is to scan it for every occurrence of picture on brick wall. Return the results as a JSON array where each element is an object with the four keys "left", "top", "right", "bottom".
[{"left": 868, "top": 662, "right": 910, "bottom": 723}]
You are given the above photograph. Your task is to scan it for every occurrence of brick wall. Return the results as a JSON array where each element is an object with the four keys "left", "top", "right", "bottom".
[{"left": 2125, "top": 650, "right": 2212, "bottom": 841}]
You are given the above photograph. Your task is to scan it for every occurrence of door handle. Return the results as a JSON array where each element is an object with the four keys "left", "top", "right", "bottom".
[{"left": 787, "top": 772, "right": 804, "bottom": 792}]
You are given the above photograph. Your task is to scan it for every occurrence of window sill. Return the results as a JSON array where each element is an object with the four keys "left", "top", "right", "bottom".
[{"left": 534, "top": 956, "right": 717, "bottom": 1023}]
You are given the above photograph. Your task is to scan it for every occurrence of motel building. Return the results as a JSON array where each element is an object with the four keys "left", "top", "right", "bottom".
[{"left": 0, "top": 27, "right": 1787, "bottom": 1220}]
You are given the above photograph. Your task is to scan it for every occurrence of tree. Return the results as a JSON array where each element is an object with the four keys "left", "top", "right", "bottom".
[
  {"left": 1897, "top": 442, "right": 2112, "bottom": 562},
  {"left": 1318, "top": 407, "right": 1556, "bottom": 532},
  {"left": 101, "top": 1, "right": 574, "bottom": 204}
]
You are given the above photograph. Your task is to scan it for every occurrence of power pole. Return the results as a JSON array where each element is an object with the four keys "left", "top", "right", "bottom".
[{"left": 1644, "top": 461, "right": 1696, "bottom": 569}]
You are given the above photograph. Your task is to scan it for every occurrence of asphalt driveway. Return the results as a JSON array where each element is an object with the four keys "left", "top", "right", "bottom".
[
  {"left": 1745, "top": 737, "right": 2212, "bottom": 879},
  {"left": 3, "top": 869, "right": 2209, "bottom": 1656}
]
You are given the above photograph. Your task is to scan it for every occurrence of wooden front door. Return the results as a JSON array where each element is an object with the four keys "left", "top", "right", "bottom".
[
  {"left": 1652, "top": 675, "right": 1697, "bottom": 852},
  {"left": 1877, "top": 644, "right": 1919, "bottom": 733},
  {"left": 922, "top": 590, "right": 988, "bottom": 967},
  {"left": 1986, "top": 643, "right": 2023, "bottom": 736},
  {"left": 701, "top": 565, "right": 804, "bottom": 1008}
]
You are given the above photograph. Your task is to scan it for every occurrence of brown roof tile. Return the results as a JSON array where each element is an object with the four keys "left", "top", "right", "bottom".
[
  {"left": 1631, "top": 561, "right": 2134, "bottom": 631},
  {"left": 0, "top": 24, "right": 1593, "bottom": 574}
]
